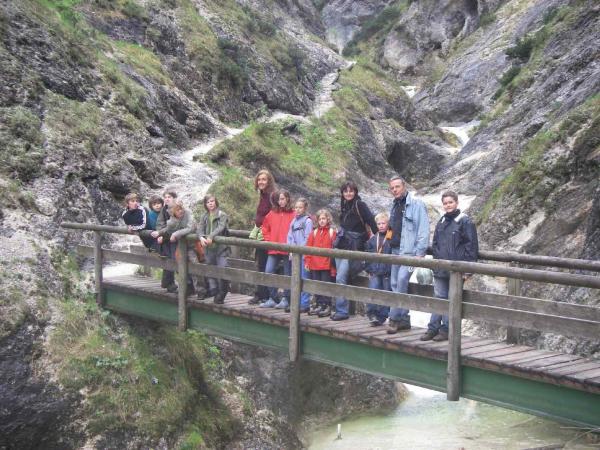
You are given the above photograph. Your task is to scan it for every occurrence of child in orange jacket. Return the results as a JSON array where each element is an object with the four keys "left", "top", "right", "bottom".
[
  {"left": 305, "top": 209, "right": 337, "bottom": 317},
  {"left": 260, "top": 189, "right": 295, "bottom": 309}
]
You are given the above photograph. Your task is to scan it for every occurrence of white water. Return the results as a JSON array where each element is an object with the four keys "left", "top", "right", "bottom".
[
  {"left": 439, "top": 120, "right": 480, "bottom": 155},
  {"left": 401, "top": 85, "right": 419, "bottom": 98}
]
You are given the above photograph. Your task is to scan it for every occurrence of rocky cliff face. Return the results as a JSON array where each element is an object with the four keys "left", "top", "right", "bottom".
[{"left": 1, "top": 0, "right": 599, "bottom": 447}]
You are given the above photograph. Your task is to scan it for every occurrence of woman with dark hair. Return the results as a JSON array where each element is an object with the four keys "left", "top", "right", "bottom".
[
  {"left": 332, "top": 181, "right": 377, "bottom": 320},
  {"left": 248, "top": 169, "right": 277, "bottom": 304}
]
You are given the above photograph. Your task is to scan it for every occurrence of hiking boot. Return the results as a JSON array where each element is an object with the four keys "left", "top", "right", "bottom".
[
  {"left": 432, "top": 330, "right": 449, "bottom": 342},
  {"left": 213, "top": 293, "right": 226, "bottom": 304},
  {"left": 166, "top": 284, "right": 178, "bottom": 294},
  {"left": 197, "top": 288, "right": 208, "bottom": 301},
  {"left": 387, "top": 320, "right": 410, "bottom": 334},
  {"left": 308, "top": 305, "right": 321, "bottom": 316},
  {"left": 260, "top": 298, "right": 277, "bottom": 308},
  {"left": 317, "top": 306, "right": 331, "bottom": 318},
  {"left": 186, "top": 284, "right": 196, "bottom": 297},
  {"left": 248, "top": 295, "right": 261, "bottom": 305},
  {"left": 299, "top": 307, "right": 310, "bottom": 314},
  {"left": 420, "top": 330, "right": 438, "bottom": 341},
  {"left": 275, "top": 298, "right": 289, "bottom": 310},
  {"left": 207, "top": 288, "right": 219, "bottom": 298},
  {"left": 330, "top": 313, "right": 349, "bottom": 321}
]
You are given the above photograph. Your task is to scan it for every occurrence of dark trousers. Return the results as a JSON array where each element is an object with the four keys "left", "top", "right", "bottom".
[
  {"left": 254, "top": 248, "right": 269, "bottom": 300},
  {"left": 311, "top": 270, "right": 332, "bottom": 307}
]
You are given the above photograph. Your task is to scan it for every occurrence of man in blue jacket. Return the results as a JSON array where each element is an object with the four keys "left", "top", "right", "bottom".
[
  {"left": 420, "top": 191, "right": 479, "bottom": 341},
  {"left": 387, "top": 176, "right": 430, "bottom": 334}
]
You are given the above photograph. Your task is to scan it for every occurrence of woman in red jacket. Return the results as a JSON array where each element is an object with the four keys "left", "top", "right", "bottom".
[
  {"left": 305, "top": 209, "right": 337, "bottom": 317},
  {"left": 260, "top": 189, "right": 295, "bottom": 309}
]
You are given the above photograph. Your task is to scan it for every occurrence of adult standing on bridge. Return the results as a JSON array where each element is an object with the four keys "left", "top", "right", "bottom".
[
  {"left": 248, "top": 169, "right": 277, "bottom": 305},
  {"left": 332, "top": 181, "right": 377, "bottom": 321},
  {"left": 420, "top": 191, "right": 478, "bottom": 341},
  {"left": 386, "top": 176, "right": 430, "bottom": 334}
]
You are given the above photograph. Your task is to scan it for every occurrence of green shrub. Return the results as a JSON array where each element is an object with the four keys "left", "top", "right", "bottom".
[
  {"left": 479, "top": 12, "right": 496, "bottom": 27},
  {"left": 492, "top": 66, "right": 521, "bottom": 100},
  {"left": 505, "top": 36, "right": 535, "bottom": 59}
]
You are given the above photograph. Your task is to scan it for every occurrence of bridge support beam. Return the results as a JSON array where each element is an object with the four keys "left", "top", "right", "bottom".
[
  {"left": 177, "top": 239, "right": 189, "bottom": 331},
  {"left": 94, "top": 231, "right": 104, "bottom": 307},
  {"left": 289, "top": 252, "right": 302, "bottom": 361},
  {"left": 447, "top": 271, "right": 464, "bottom": 401}
]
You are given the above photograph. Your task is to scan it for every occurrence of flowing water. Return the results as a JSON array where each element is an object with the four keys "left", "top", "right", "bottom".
[{"left": 306, "top": 384, "right": 593, "bottom": 449}]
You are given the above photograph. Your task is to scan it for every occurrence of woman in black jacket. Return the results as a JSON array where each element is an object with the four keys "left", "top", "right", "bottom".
[{"left": 331, "top": 181, "right": 377, "bottom": 320}]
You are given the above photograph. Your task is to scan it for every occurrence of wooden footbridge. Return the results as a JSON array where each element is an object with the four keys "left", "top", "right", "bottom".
[{"left": 62, "top": 222, "right": 600, "bottom": 429}]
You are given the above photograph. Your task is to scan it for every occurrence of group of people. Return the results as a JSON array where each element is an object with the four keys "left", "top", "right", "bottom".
[{"left": 122, "top": 169, "right": 479, "bottom": 342}]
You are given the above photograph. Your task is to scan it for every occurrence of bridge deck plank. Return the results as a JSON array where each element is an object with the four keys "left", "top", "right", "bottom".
[{"left": 103, "top": 275, "right": 600, "bottom": 394}]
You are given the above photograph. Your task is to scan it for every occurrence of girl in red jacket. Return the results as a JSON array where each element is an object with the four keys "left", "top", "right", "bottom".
[
  {"left": 260, "top": 189, "right": 295, "bottom": 309},
  {"left": 305, "top": 209, "right": 337, "bottom": 317}
]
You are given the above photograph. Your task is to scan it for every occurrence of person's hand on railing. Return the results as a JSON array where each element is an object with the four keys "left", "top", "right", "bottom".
[
  {"left": 170, "top": 235, "right": 177, "bottom": 243},
  {"left": 151, "top": 231, "right": 159, "bottom": 238},
  {"left": 199, "top": 236, "right": 210, "bottom": 247},
  {"left": 157, "top": 236, "right": 163, "bottom": 244}
]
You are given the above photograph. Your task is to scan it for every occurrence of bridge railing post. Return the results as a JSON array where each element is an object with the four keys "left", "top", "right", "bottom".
[
  {"left": 447, "top": 271, "right": 463, "bottom": 401},
  {"left": 94, "top": 231, "right": 104, "bottom": 307},
  {"left": 289, "top": 252, "right": 302, "bottom": 362},
  {"left": 506, "top": 264, "right": 522, "bottom": 344},
  {"left": 177, "top": 238, "right": 189, "bottom": 331}
]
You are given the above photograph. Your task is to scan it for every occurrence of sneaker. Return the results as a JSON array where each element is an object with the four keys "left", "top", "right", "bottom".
[
  {"left": 397, "top": 322, "right": 411, "bottom": 331},
  {"left": 420, "top": 330, "right": 438, "bottom": 341},
  {"left": 330, "top": 313, "right": 349, "bottom": 321},
  {"left": 207, "top": 288, "right": 218, "bottom": 298},
  {"left": 299, "top": 307, "right": 310, "bottom": 314},
  {"left": 317, "top": 306, "right": 331, "bottom": 318},
  {"left": 432, "top": 330, "right": 449, "bottom": 342},
  {"left": 308, "top": 305, "right": 321, "bottom": 316},
  {"left": 260, "top": 298, "right": 277, "bottom": 308},
  {"left": 275, "top": 298, "right": 289, "bottom": 309},
  {"left": 368, "top": 315, "right": 380, "bottom": 326}
]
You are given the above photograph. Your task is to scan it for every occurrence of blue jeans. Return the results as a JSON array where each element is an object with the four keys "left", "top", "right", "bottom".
[
  {"left": 334, "top": 258, "right": 351, "bottom": 317},
  {"left": 366, "top": 275, "right": 391, "bottom": 323},
  {"left": 300, "top": 256, "right": 310, "bottom": 309},
  {"left": 265, "top": 254, "right": 291, "bottom": 300},
  {"left": 428, "top": 276, "right": 450, "bottom": 333},
  {"left": 389, "top": 248, "right": 412, "bottom": 324}
]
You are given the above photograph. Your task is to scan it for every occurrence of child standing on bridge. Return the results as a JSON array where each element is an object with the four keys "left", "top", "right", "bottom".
[
  {"left": 305, "top": 209, "right": 336, "bottom": 317},
  {"left": 365, "top": 212, "right": 393, "bottom": 327},
  {"left": 260, "top": 189, "right": 295, "bottom": 309},
  {"left": 286, "top": 198, "right": 313, "bottom": 313},
  {"left": 197, "top": 194, "right": 230, "bottom": 304},
  {"left": 420, "top": 191, "right": 478, "bottom": 342}
]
